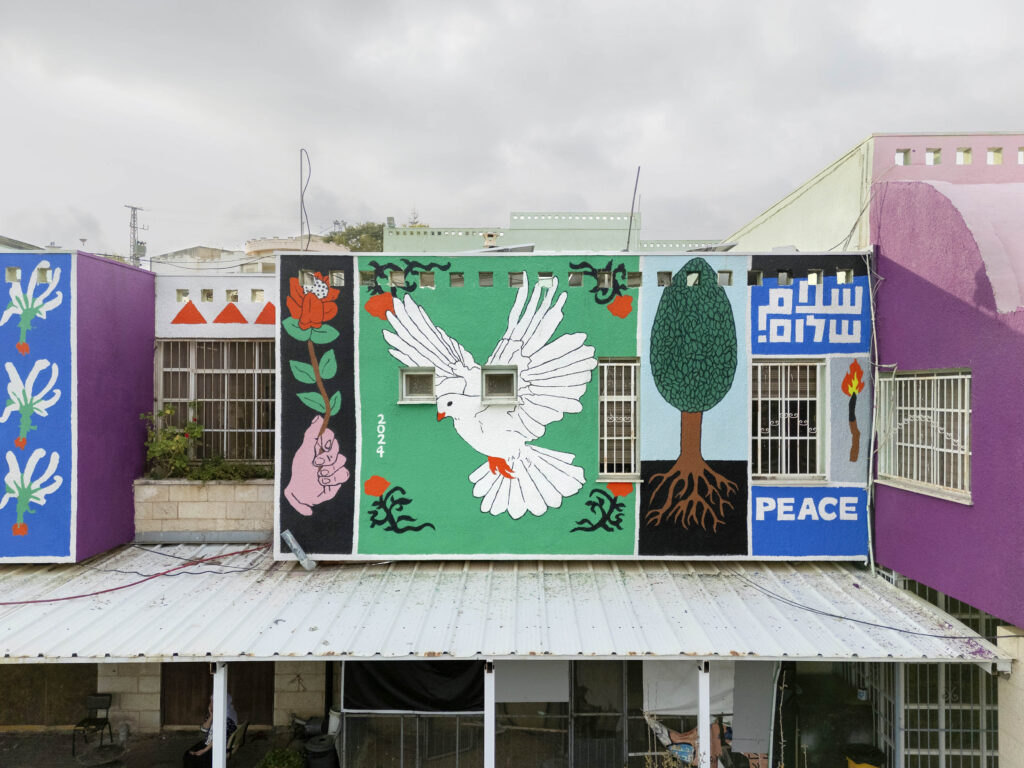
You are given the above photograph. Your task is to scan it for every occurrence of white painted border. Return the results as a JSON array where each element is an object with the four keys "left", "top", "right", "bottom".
[
  {"left": 273, "top": 255, "right": 283, "bottom": 560},
  {"left": 68, "top": 252, "right": 78, "bottom": 562}
]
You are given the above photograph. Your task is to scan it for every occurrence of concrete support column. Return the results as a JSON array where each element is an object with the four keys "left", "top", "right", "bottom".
[
  {"left": 484, "top": 660, "right": 495, "bottom": 768},
  {"left": 212, "top": 662, "right": 228, "bottom": 768},
  {"left": 698, "top": 661, "right": 711, "bottom": 768}
]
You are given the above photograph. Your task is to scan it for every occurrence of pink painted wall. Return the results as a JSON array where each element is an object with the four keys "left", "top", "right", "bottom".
[
  {"left": 872, "top": 133, "right": 1024, "bottom": 185},
  {"left": 871, "top": 180, "right": 1024, "bottom": 627}
]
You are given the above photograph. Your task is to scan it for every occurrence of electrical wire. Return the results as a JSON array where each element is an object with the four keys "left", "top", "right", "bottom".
[
  {"left": 0, "top": 545, "right": 270, "bottom": 606},
  {"left": 75, "top": 544, "right": 272, "bottom": 578},
  {"left": 300, "top": 149, "right": 312, "bottom": 252},
  {"left": 726, "top": 568, "right": 997, "bottom": 641}
]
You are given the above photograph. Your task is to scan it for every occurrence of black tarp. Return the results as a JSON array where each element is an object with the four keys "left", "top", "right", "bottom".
[{"left": 343, "top": 660, "right": 485, "bottom": 712}]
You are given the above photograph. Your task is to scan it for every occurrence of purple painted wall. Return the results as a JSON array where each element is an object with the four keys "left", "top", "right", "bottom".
[
  {"left": 871, "top": 181, "right": 1024, "bottom": 627},
  {"left": 75, "top": 254, "right": 154, "bottom": 560}
]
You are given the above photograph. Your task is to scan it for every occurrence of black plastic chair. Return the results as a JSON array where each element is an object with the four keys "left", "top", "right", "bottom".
[{"left": 72, "top": 693, "right": 113, "bottom": 756}]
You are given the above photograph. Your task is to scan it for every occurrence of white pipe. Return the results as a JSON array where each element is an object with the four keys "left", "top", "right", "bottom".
[
  {"left": 484, "top": 661, "right": 495, "bottom": 768},
  {"left": 698, "top": 661, "right": 711, "bottom": 768},
  {"left": 212, "top": 662, "right": 228, "bottom": 768}
]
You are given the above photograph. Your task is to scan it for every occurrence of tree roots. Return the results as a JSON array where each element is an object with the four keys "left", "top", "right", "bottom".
[{"left": 645, "top": 459, "right": 738, "bottom": 531}]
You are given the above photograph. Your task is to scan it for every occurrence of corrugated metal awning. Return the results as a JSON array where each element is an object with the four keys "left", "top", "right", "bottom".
[{"left": 0, "top": 545, "right": 1009, "bottom": 671}]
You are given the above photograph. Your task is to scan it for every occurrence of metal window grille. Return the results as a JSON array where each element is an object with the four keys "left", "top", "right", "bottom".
[
  {"left": 157, "top": 340, "right": 275, "bottom": 461},
  {"left": 751, "top": 360, "right": 823, "bottom": 477},
  {"left": 598, "top": 359, "right": 639, "bottom": 478},
  {"left": 877, "top": 371, "right": 971, "bottom": 496},
  {"left": 843, "top": 573, "right": 1001, "bottom": 768}
]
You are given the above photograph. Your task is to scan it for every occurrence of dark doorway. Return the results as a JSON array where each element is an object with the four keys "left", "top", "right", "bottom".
[
  {"left": 0, "top": 664, "right": 98, "bottom": 725},
  {"left": 161, "top": 662, "right": 274, "bottom": 726}
]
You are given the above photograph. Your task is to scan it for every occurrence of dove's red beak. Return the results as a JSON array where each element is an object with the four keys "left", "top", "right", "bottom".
[{"left": 437, "top": 412, "right": 446, "bottom": 421}]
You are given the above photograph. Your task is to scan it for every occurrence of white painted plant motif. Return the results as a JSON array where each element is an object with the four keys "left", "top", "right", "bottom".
[
  {"left": 0, "top": 260, "right": 63, "bottom": 356},
  {"left": 383, "top": 275, "right": 597, "bottom": 519},
  {"left": 0, "top": 360, "right": 61, "bottom": 449},
  {"left": 0, "top": 448, "right": 62, "bottom": 537}
]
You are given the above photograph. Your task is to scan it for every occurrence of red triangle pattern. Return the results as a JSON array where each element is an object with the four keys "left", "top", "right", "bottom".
[
  {"left": 171, "top": 301, "right": 207, "bottom": 325},
  {"left": 254, "top": 303, "right": 276, "bottom": 325},
  {"left": 213, "top": 303, "right": 248, "bottom": 324}
]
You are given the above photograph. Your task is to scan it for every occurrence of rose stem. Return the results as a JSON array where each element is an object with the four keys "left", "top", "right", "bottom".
[{"left": 307, "top": 339, "right": 331, "bottom": 437}]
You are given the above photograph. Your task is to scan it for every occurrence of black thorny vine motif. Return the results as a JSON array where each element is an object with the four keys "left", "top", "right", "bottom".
[
  {"left": 367, "top": 485, "right": 436, "bottom": 533},
  {"left": 365, "top": 260, "right": 452, "bottom": 296}
]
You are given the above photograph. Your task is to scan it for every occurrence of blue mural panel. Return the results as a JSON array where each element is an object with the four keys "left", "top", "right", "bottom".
[
  {"left": 0, "top": 254, "right": 73, "bottom": 559},
  {"left": 751, "top": 276, "right": 871, "bottom": 355},
  {"left": 750, "top": 486, "right": 868, "bottom": 558}
]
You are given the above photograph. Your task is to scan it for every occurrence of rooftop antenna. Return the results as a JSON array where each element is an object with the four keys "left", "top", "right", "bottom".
[
  {"left": 299, "top": 149, "right": 312, "bottom": 251},
  {"left": 125, "top": 205, "right": 147, "bottom": 266},
  {"left": 624, "top": 166, "right": 640, "bottom": 251}
]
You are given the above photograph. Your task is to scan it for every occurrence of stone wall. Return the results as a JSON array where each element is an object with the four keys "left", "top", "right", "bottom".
[
  {"left": 134, "top": 480, "right": 273, "bottom": 540},
  {"left": 999, "top": 626, "right": 1024, "bottom": 768},
  {"left": 273, "top": 661, "right": 327, "bottom": 727},
  {"left": 98, "top": 663, "right": 162, "bottom": 732}
]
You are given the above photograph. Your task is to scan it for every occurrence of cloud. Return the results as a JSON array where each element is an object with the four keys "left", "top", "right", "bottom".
[{"left": 2, "top": 0, "right": 1024, "bottom": 253}]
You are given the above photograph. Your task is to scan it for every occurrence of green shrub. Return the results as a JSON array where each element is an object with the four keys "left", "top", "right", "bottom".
[
  {"left": 256, "top": 747, "right": 305, "bottom": 768},
  {"left": 140, "top": 406, "right": 204, "bottom": 479}
]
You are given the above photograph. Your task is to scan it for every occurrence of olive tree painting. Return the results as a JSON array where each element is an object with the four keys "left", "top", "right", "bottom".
[{"left": 648, "top": 257, "right": 738, "bottom": 530}]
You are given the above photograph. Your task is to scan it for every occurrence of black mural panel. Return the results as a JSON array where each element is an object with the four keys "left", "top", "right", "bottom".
[
  {"left": 637, "top": 460, "right": 748, "bottom": 556},
  {"left": 750, "top": 253, "right": 869, "bottom": 280},
  {"left": 278, "top": 254, "right": 356, "bottom": 555}
]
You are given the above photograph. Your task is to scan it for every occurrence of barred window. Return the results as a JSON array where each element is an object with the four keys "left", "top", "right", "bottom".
[
  {"left": 598, "top": 358, "right": 639, "bottom": 479},
  {"left": 751, "top": 360, "right": 824, "bottom": 477},
  {"left": 157, "top": 340, "right": 275, "bottom": 461},
  {"left": 877, "top": 370, "right": 971, "bottom": 501}
]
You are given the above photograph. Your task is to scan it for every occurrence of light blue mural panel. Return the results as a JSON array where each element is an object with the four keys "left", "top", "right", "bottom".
[
  {"left": 751, "top": 276, "right": 870, "bottom": 355},
  {"left": 0, "top": 253, "right": 72, "bottom": 558},
  {"left": 750, "top": 485, "right": 868, "bottom": 558}
]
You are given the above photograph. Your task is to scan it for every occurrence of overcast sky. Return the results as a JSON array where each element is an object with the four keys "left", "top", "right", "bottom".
[{"left": 3, "top": 0, "right": 1022, "bottom": 257}]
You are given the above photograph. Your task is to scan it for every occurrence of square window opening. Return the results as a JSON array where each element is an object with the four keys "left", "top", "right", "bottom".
[
  {"left": 597, "top": 270, "right": 612, "bottom": 288},
  {"left": 717, "top": 270, "right": 732, "bottom": 287},
  {"left": 627, "top": 271, "right": 642, "bottom": 288},
  {"left": 956, "top": 147, "right": 972, "bottom": 165},
  {"left": 987, "top": 148, "right": 1003, "bottom": 165},
  {"left": 509, "top": 271, "right": 524, "bottom": 288},
  {"left": 568, "top": 271, "right": 583, "bottom": 287},
  {"left": 35, "top": 268, "right": 51, "bottom": 284},
  {"left": 251, "top": 289, "right": 264, "bottom": 303},
  {"left": 359, "top": 271, "right": 376, "bottom": 287},
  {"left": 329, "top": 270, "right": 345, "bottom": 287},
  {"left": 176, "top": 289, "right": 190, "bottom": 302},
  {"left": 657, "top": 271, "right": 672, "bottom": 287},
  {"left": 538, "top": 272, "right": 555, "bottom": 288},
  {"left": 777, "top": 270, "right": 792, "bottom": 286},
  {"left": 747, "top": 270, "right": 762, "bottom": 286},
  {"left": 481, "top": 367, "right": 517, "bottom": 403},
  {"left": 836, "top": 268, "right": 854, "bottom": 284},
  {"left": 450, "top": 272, "right": 465, "bottom": 287},
  {"left": 5, "top": 267, "right": 21, "bottom": 283},
  {"left": 389, "top": 270, "right": 406, "bottom": 288},
  {"left": 925, "top": 148, "right": 942, "bottom": 165},
  {"left": 399, "top": 368, "right": 436, "bottom": 403},
  {"left": 895, "top": 149, "right": 911, "bottom": 166},
  {"left": 225, "top": 289, "right": 239, "bottom": 303},
  {"left": 807, "top": 270, "right": 822, "bottom": 286},
  {"left": 479, "top": 271, "right": 494, "bottom": 287},
  {"left": 200, "top": 289, "right": 213, "bottom": 302},
  {"left": 420, "top": 271, "right": 435, "bottom": 288}
]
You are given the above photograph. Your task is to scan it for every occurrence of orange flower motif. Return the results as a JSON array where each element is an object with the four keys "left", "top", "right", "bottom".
[
  {"left": 364, "top": 293, "right": 395, "bottom": 320},
  {"left": 364, "top": 475, "right": 391, "bottom": 497},
  {"left": 15, "top": 342, "right": 29, "bottom": 356},
  {"left": 608, "top": 295, "right": 633, "bottom": 318},
  {"left": 287, "top": 273, "right": 339, "bottom": 330},
  {"left": 606, "top": 482, "right": 634, "bottom": 497},
  {"left": 13, "top": 437, "right": 26, "bottom": 449},
  {"left": 11, "top": 523, "right": 27, "bottom": 536}
]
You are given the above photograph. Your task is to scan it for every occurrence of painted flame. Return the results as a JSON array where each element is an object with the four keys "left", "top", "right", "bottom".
[{"left": 842, "top": 360, "right": 864, "bottom": 396}]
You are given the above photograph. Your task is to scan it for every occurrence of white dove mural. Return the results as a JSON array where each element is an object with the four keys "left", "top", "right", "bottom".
[{"left": 383, "top": 275, "right": 597, "bottom": 519}]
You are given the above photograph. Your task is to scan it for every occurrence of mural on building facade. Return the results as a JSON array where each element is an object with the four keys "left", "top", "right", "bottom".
[
  {"left": 841, "top": 360, "right": 864, "bottom": 462},
  {"left": 647, "top": 258, "right": 738, "bottom": 530},
  {"left": 381, "top": 275, "right": 597, "bottom": 520},
  {"left": 277, "top": 255, "right": 356, "bottom": 556},
  {"left": 0, "top": 254, "right": 72, "bottom": 558},
  {"left": 568, "top": 259, "right": 634, "bottom": 318}
]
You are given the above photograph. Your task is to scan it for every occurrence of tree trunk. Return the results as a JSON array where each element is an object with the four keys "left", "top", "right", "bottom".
[{"left": 679, "top": 411, "right": 704, "bottom": 465}]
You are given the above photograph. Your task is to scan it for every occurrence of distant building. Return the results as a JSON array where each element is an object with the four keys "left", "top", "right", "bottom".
[
  {"left": 150, "top": 236, "right": 349, "bottom": 275},
  {"left": 383, "top": 211, "right": 717, "bottom": 252}
]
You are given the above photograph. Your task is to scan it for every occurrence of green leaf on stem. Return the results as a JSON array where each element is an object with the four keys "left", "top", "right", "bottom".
[
  {"left": 282, "top": 317, "right": 312, "bottom": 342},
  {"left": 296, "top": 391, "right": 328, "bottom": 413},
  {"left": 310, "top": 324, "right": 339, "bottom": 345},
  {"left": 329, "top": 391, "right": 341, "bottom": 415},
  {"left": 318, "top": 349, "right": 338, "bottom": 380},
  {"left": 289, "top": 360, "right": 316, "bottom": 384}
]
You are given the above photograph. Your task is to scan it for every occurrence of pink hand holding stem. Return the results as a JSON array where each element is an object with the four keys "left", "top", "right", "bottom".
[{"left": 284, "top": 415, "right": 350, "bottom": 516}]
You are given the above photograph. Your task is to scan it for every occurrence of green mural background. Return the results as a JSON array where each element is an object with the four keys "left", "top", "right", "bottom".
[{"left": 357, "top": 256, "right": 639, "bottom": 556}]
